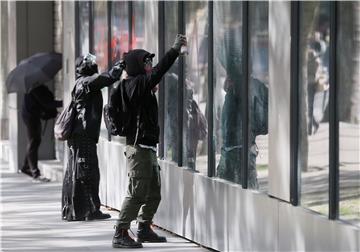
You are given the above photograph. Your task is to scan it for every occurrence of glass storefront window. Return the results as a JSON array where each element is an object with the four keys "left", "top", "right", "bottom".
[
  {"left": 214, "top": 1, "right": 243, "bottom": 184},
  {"left": 183, "top": 2, "right": 208, "bottom": 173},
  {"left": 93, "top": 1, "right": 109, "bottom": 133},
  {"left": 164, "top": 2, "right": 179, "bottom": 164},
  {"left": 133, "top": 1, "right": 158, "bottom": 60},
  {"left": 337, "top": 2, "right": 360, "bottom": 227},
  {"left": 111, "top": 1, "right": 129, "bottom": 64},
  {"left": 299, "top": 2, "right": 330, "bottom": 215},
  {"left": 79, "top": 1, "right": 90, "bottom": 56},
  {"left": 93, "top": 1, "right": 108, "bottom": 73},
  {"left": 249, "top": 2, "right": 269, "bottom": 191}
]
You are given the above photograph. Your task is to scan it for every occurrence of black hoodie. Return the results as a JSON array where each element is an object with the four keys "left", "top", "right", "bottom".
[
  {"left": 72, "top": 58, "right": 118, "bottom": 143},
  {"left": 123, "top": 48, "right": 179, "bottom": 146}
]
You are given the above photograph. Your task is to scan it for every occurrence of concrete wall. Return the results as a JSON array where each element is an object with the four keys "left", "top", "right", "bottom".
[
  {"left": 8, "top": 1, "right": 55, "bottom": 172},
  {"left": 61, "top": 2, "right": 76, "bottom": 171}
]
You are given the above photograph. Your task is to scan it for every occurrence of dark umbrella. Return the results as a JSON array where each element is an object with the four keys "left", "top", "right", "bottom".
[{"left": 6, "top": 52, "right": 62, "bottom": 93}]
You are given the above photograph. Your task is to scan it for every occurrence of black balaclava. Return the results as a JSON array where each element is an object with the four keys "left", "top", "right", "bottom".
[
  {"left": 123, "top": 49, "right": 155, "bottom": 77},
  {"left": 75, "top": 56, "right": 99, "bottom": 78}
]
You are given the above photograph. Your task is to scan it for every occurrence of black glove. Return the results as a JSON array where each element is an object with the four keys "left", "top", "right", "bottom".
[
  {"left": 109, "top": 61, "right": 125, "bottom": 80},
  {"left": 115, "top": 59, "right": 126, "bottom": 70},
  {"left": 172, "top": 34, "right": 187, "bottom": 52}
]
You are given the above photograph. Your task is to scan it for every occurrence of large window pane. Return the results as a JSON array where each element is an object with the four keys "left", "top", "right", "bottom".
[
  {"left": 183, "top": 2, "right": 208, "bottom": 173},
  {"left": 299, "top": 2, "right": 330, "bottom": 215},
  {"left": 79, "top": 1, "right": 90, "bottom": 56},
  {"left": 338, "top": 2, "right": 360, "bottom": 227},
  {"left": 164, "top": 2, "right": 179, "bottom": 163},
  {"left": 93, "top": 2, "right": 109, "bottom": 132},
  {"left": 93, "top": 2, "right": 108, "bottom": 72},
  {"left": 132, "top": 2, "right": 145, "bottom": 49},
  {"left": 249, "top": 2, "right": 269, "bottom": 191},
  {"left": 111, "top": 1, "right": 129, "bottom": 64},
  {"left": 133, "top": 1, "right": 158, "bottom": 61},
  {"left": 214, "top": 1, "right": 243, "bottom": 184}
]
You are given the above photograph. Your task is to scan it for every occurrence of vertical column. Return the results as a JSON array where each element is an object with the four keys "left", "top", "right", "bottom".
[{"left": 268, "top": 1, "right": 291, "bottom": 201}]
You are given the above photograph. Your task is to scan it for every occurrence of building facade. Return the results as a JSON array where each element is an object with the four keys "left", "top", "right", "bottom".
[{"left": 1, "top": 1, "right": 359, "bottom": 251}]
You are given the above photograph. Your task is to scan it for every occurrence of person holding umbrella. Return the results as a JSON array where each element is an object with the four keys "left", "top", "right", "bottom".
[
  {"left": 6, "top": 52, "right": 63, "bottom": 182},
  {"left": 21, "top": 84, "right": 62, "bottom": 181}
]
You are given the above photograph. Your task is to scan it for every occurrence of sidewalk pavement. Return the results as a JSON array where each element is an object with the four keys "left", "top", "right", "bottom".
[{"left": 0, "top": 159, "right": 211, "bottom": 252}]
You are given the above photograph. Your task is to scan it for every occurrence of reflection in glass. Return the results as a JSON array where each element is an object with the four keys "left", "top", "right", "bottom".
[
  {"left": 111, "top": 1, "right": 129, "bottom": 64},
  {"left": 249, "top": 2, "right": 269, "bottom": 191},
  {"left": 183, "top": 2, "right": 208, "bottom": 173},
  {"left": 164, "top": 2, "right": 179, "bottom": 163},
  {"left": 93, "top": 2, "right": 109, "bottom": 131},
  {"left": 93, "top": 2, "right": 108, "bottom": 72},
  {"left": 338, "top": 2, "right": 360, "bottom": 226},
  {"left": 214, "top": 2, "right": 245, "bottom": 184},
  {"left": 133, "top": 2, "right": 158, "bottom": 61},
  {"left": 79, "top": 1, "right": 90, "bottom": 56},
  {"left": 299, "top": 2, "right": 330, "bottom": 215}
]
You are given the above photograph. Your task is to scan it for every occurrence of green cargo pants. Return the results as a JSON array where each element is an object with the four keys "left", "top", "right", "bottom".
[{"left": 117, "top": 145, "right": 161, "bottom": 229}]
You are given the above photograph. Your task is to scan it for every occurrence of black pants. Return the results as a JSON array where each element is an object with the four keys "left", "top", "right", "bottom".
[
  {"left": 22, "top": 116, "right": 41, "bottom": 178},
  {"left": 62, "top": 135, "right": 101, "bottom": 221}
]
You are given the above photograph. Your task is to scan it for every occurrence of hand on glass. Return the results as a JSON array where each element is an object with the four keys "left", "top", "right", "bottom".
[{"left": 172, "top": 34, "right": 187, "bottom": 53}]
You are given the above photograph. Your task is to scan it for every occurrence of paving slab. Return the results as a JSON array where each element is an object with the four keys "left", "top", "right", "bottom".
[{"left": 0, "top": 160, "right": 210, "bottom": 252}]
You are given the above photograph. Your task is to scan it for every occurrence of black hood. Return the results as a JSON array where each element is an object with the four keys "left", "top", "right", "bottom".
[
  {"left": 124, "top": 49, "right": 155, "bottom": 76},
  {"left": 75, "top": 56, "right": 98, "bottom": 79}
]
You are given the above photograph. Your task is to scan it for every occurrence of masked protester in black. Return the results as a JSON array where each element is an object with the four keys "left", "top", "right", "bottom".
[
  {"left": 61, "top": 54, "right": 123, "bottom": 221},
  {"left": 112, "top": 34, "right": 187, "bottom": 249}
]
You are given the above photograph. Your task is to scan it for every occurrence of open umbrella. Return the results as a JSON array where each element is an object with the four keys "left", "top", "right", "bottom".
[{"left": 6, "top": 52, "right": 62, "bottom": 93}]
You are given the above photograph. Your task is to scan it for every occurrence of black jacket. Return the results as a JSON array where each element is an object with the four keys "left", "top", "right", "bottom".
[
  {"left": 72, "top": 72, "right": 117, "bottom": 143},
  {"left": 123, "top": 48, "right": 179, "bottom": 146},
  {"left": 22, "top": 85, "right": 61, "bottom": 120}
]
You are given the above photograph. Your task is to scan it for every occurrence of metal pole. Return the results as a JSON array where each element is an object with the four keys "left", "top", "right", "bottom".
[
  {"left": 241, "top": 1, "right": 249, "bottom": 189},
  {"left": 158, "top": 1, "right": 165, "bottom": 159},
  {"left": 207, "top": 1, "right": 214, "bottom": 177},
  {"left": 329, "top": 1, "right": 339, "bottom": 220},
  {"left": 177, "top": 1, "right": 185, "bottom": 167},
  {"left": 290, "top": 1, "right": 300, "bottom": 206}
]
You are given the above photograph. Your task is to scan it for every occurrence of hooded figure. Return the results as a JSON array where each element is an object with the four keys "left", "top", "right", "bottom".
[
  {"left": 61, "top": 54, "right": 123, "bottom": 221},
  {"left": 112, "top": 35, "right": 186, "bottom": 249}
]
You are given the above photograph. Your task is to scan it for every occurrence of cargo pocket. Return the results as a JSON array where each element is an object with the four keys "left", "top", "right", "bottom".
[{"left": 126, "top": 146, "right": 152, "bottom": 178}]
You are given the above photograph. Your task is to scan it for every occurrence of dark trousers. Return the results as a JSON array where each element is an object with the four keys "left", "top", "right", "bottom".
[
  {"left": 62, "top": 136, "right": 101, "bottom": 221},
  {"left": 22, "top": 116, "right": 41, "bottom": 178},
  {"left": 117, "top": 145, "right": 161, "bottom": 229}
]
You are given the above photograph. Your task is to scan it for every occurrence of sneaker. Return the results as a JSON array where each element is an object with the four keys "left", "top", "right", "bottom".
[
  {"left": 32, "top": 175, "right": 51, "bottom": 183},
  {"left": 137, "top": 222, "right": 167, "bottom": 243},
  {"left": 112, "top": 226, "right": 143, "bottom": 248}
]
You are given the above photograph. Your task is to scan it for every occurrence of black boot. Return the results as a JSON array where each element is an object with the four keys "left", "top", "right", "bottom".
[
  {"left": 86, "top": 210, "right": 111, "bottom": 220},
  {"left": 112, "top": 226, "right": 143, "bottom": 248},
  {"left": 137, "top": 222, "right": 167, "bottom": 243}
]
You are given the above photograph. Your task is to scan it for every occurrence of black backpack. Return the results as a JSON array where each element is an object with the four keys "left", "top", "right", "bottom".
[
  {"left": 54, "top": 86, "right": 77, "bottom": 141},
  {"left": 104, "top": 80, "right": 132, "bottom": 136}
]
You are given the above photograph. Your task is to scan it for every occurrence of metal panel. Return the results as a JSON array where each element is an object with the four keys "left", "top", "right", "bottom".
[
  {"left": 268, "top": 1, "right": 291, "bottom": 202},
  {"left": 279, "top": 201, "right": 360, "bottom": 251},
  {"left": 155, "top": 160, "right": 279, "bottom": 252}
]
